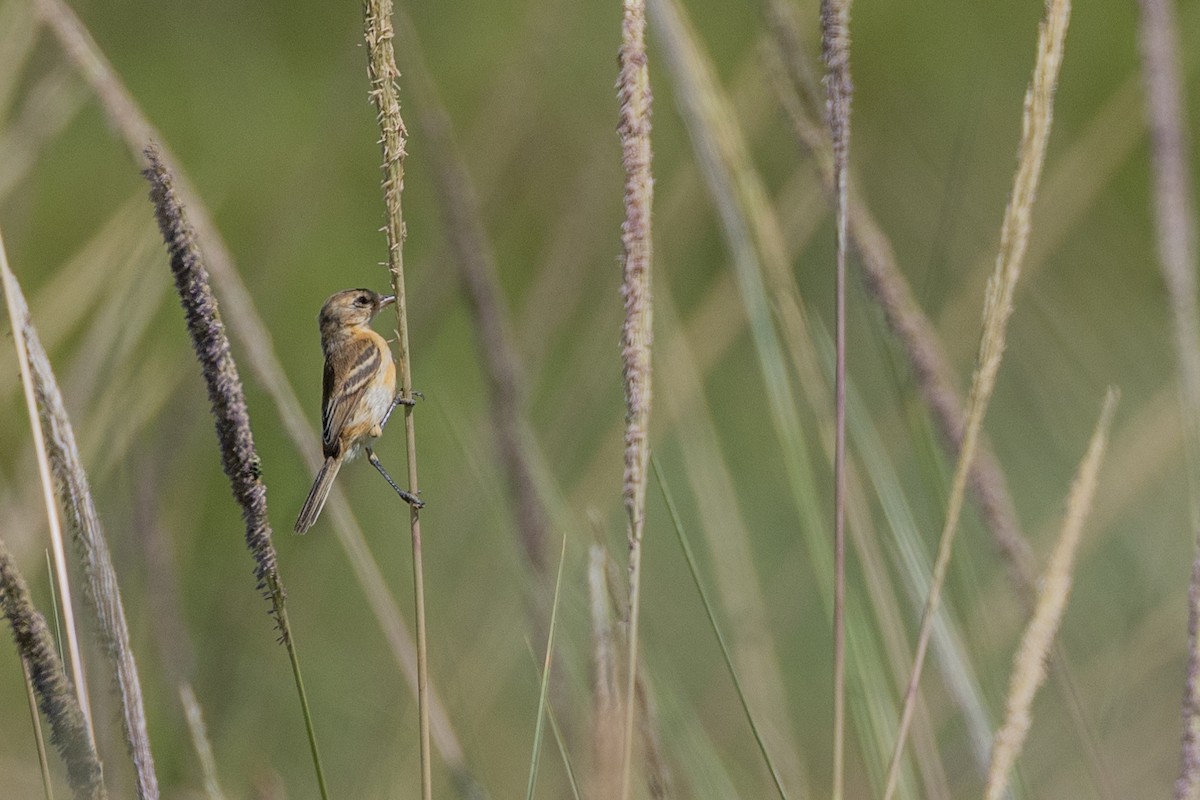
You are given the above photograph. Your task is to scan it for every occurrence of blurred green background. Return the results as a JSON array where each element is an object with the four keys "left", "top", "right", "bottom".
[{"left": 1, "top": 0, "right": 1196, "bottom": 797}]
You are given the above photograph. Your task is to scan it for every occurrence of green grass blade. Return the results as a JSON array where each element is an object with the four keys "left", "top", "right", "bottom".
[
  {"left": 525, "top": 534, "right": 568, "bottom": 800},
  {"left": 651, "top": 454, "right": 790, "bottom": 800},
  {"left": 524, "top": 639, "right": 583, "bottom": 800}
]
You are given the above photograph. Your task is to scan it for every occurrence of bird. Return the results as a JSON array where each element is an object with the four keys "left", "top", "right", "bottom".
[{"left": 295, "top": 288, "right": 422, "bottom": 533}]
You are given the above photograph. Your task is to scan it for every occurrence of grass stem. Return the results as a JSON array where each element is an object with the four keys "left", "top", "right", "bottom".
[
  {"left": 819, "top": 0, "right": 853, "bottom": 794},
  {"left": 362, "top": 1, "right": 432, "bottom": 795}
]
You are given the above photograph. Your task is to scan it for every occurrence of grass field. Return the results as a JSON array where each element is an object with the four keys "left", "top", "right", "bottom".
[{"left": 1, "top": 0, "right": 1198, "bottom": 797}]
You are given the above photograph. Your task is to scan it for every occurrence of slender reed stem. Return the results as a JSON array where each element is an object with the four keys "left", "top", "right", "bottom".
[
  {"left": 0, "top": 228, "right": 94, "bottom": 745},
  {"left": 820, "top": 0, "right": 852, "bottom": 794},
  {"left": 616, "top": 0, "right": 655, "bottom": 796},
  {"left": 883, "top": 0, "right": 1072, "bottom": 794},
  {"left": 142, "top": 146, "right": 328, "bottom": 800},
  {"left": 362, "top": 2, "right": 432, "bottom": 796}
]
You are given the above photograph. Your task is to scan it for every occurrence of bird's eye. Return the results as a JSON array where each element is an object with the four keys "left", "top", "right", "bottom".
[{"left": 356, "top": 295, "right": 371, "bottom": 307}]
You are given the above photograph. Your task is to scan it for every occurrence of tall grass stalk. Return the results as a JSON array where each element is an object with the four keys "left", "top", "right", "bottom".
[
  {"left": 524, "top": 536, "right": 568, "bottom": 800},
  {"left": 983, "top": 389, "right": 1117, "bottom": 800},
  {"left": 616, "top": 0, "right": 655, "bottom": 796},
  {"left": 651, "top": 454, "right": 789, "bottom": 799},
  {"left": 142, "top": 146, "right": 328, "bottom": 800},
  {"left": 3, "top": 240, "right": 159, "bottom": 799},
  {"left": 34, "top": 1, "right": 478, "bottom": 779},
  {"left": 883, "top": 0, "right": 1072, "bottom": 794},
  {"left": 819, "top": 0, "right": 853, "bottom": 794},
  {"left": 1133, "top": 0, "right": 1200, "bottom": 790},
  {"left": 0, "top": 536, "right": 106, "bottom": 800},
  {"left": 0, "top": 228, "right": 94, "bottom": 746},
  {"left": 362, "top": 1, "right": 434, "bottom": 796}
]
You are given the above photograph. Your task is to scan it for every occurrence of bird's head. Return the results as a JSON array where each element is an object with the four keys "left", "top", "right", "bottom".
[{"left": 318, "top": 288, "right": 395, "bottom": 332}]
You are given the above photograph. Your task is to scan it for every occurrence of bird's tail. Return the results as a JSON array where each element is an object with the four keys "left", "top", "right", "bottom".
[{"left": 295, "top": 456, "right": 342, "bottom": 533}]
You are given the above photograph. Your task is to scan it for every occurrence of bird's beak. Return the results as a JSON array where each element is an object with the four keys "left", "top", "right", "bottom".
[{"left": 379, "top": 294, "right": 396, "bottom": 308}]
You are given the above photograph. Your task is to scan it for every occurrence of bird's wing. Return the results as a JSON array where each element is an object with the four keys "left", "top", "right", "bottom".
[{"left": 321, "top": 335, "right": 383, "bottom": 458}]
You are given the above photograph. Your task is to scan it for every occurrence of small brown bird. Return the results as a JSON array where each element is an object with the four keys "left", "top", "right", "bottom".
[{"left": 295, "top": 288, "right": 422, "bottom": 533}]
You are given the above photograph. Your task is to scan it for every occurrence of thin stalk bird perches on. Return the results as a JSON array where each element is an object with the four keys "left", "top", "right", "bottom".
[{"left": 363, "top": 0, "right": 434, "bottom": 797}]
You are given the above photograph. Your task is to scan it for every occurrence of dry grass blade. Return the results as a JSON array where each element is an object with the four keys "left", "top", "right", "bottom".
[
  {"left": 819, "top": 0, "right": 852, "bottom": 794},
  {"left": 883, "top": 0, "right": 1073, "bottom": 794},
  {"left": 362, "top": 1, "right": 433, "bottom": 797},
  {"left": 142, "top": 145, "right": 328, "bottom": 800},
  {"left": 0, "top": 228, "right": 94, "bottom": 745},
  {"left": 984, "top": 389, "right": 1118, "bottom": 799},
  {"left": 3, "top": 254, "right": 158, "bottom": 798},
  {"left": 0, "top": 536, "right": 106, "bottom": 800},
  {"left": 616, "top": 0, "right": 655, "bottom": 796}
]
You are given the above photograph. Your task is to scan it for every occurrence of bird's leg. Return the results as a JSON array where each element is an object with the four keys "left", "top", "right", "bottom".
[
  {"left": 380, "top": 391, "right": 423, "bottom": 430},
  {"left": 366, "top": 447, "right": 424, "bottom": 508}
]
